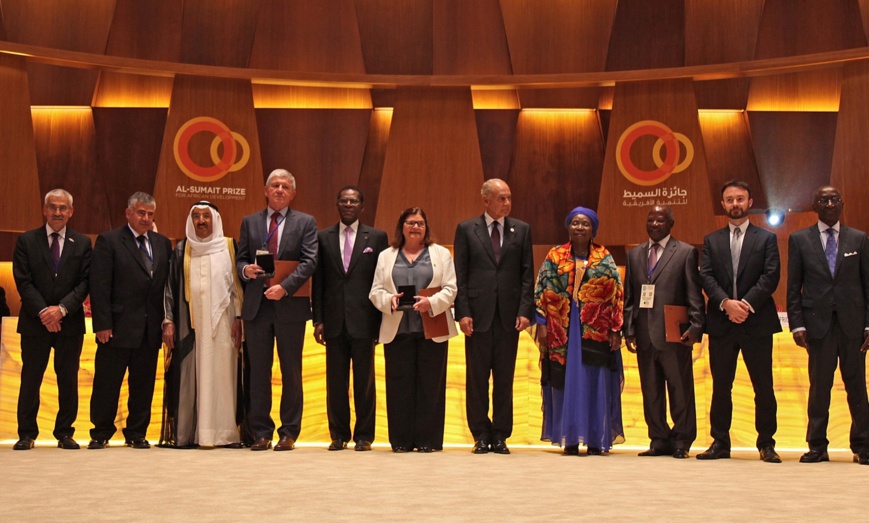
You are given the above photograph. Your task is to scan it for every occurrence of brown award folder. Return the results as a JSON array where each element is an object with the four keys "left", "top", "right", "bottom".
[
  {"left": 417, "top": 287, "right": 450, "bottom": 339},
  {"left": 273, "top": 260, "right": 311, "bottom": 297},
  {"left": 664, "top": 305, "right": 689, "bottom": 343}
]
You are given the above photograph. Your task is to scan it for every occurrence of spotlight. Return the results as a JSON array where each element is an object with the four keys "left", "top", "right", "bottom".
[{"left": 765, "top": 208, "right": 785, "bottom": 227}]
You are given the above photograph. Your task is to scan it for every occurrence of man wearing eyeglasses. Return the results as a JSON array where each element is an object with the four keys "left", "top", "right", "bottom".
[
  {"left": 787, "top": 186, "right": 869, "bottom": 465},
  {"left": 312, "top": 186, "right": 387, "bottom": 452},
  {"left": 12, "top": 189, "right": 92, "bottom": 450}
]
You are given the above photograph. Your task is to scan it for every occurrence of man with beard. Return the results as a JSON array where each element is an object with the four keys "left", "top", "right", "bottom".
[
  {"left": 787, "top": 186, "right": 869, "bottom": 465},
  {"left": 697, "top": 180, "right": 782, "bottom": 463}
]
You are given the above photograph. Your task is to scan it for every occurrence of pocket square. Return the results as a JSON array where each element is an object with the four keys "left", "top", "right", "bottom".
[
  {"left": 363, "top": 247, "right": 374, "bottom": 253},
  {"left": 845, "top": 251, "right": 858, "bottom": 257}
]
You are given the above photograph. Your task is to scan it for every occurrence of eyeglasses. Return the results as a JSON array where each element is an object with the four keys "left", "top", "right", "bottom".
[
  {"left": 404, "top": 221, "right": 426, "bottom": 228},
  {"left": 338, "top": 198, "right": 361, "bottom": 205},
  {"left": 816, "top": 197, "right": 842, "bottom": 206}
]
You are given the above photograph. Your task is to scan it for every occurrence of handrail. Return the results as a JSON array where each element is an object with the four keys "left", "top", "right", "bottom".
[{"left": 1, "top": 40, "right": 868, "bottom": 89}]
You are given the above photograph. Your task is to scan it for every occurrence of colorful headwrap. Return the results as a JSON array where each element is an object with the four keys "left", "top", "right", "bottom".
[{"left": 564, "top": 206, "right": 599, "bottom": 237}]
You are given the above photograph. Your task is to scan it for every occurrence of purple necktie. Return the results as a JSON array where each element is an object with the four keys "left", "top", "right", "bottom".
[
  {"left": 343, "top": 226, "right": 353, "bottom": 272},
  {"left": 648, "top": 242, "right": 660, "bottom": 278},
  {"left": 491, "top": 221, "right": 501, "bottom": 263},
  {"left": 825, "top": 228, "right": 837, "bottom": 276},
  {"left": 50, "top": 232, "right": 61, "bottom": 272}
]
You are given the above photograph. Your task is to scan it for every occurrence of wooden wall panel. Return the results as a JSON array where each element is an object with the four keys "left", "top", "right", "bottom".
[
  {"left": 432, "top": 0, "right": 511, "bottom": 75},
  {"left": 249, "top": 0, "right": 365, "bottom": 73},
  {"left": 747, "top": 70, "right": 842, "bottom": 112},
  {"left": 694, "top": 79, "right": 753, "bottom": 111},
  {"left": 180, "top": 0, "right": 261, "bottom": 68},
  {"left": 517, "top": 89, "right": 602, "bottom": 109},
  {"left": 748, "top": 112, "right": 837, "bottom": 213},
  {"left": 104, "top": 0, "right": 183, "bottom": 61},
  {"left": 356, "top": 109, "right": 393, "bottom": 222},
  {"left": 862, "top": 0, "right": 869, "bottom": 42},
  {"left": 508, "top": 111, "right": 604, "bottom": 247},
  {"left": 598, "top": 79, "right": 717, "bottom": 246},
  {"left": 92, "top": 108, "right": 167, "bottom": 230},
  {"left": 374, "top": 88, "right": 483, "bottom": 243},
  {"left": 93, "top": 73, "right": 174, "bottom": 108},
  {"left": 698, "top": 112, "right": 765, "bottom": 212},
  {"left": 26, "top": 65, "right": 100, "bottom": 107},
  {"left": 0, "top": 55, "right": 41, "bottom": 233},
  {"left": 605, "top": 0, "right": 684, "bottom": 71},
  {"left": 475, "top": 110, "right": 519, "bottom": 183},
  {"left": 755, "top": 0, "right": 866, "bottom": 59},
  {"left": 251, "top": 85, "right": 372, "bottom": 109},
  {"left": 355, "top": 0, "right": 432, "bottom": 75},
  {"left": 0, "top": 5, "right": 7, "bottom": 40},
  {"left": 499, "top": 0, "right": 617, "bottom": 74},
  {"left": 831, "top": 61, "right": 869, "bottom": 231},
  {"left": 31, "top": 108, "right": 111, "bottom": 234},
  {"left": 256, "top": 109, "right": 372, "bottom": 229},
  {"left": 153, "top": 76, "right": 264, "bottom": 240}
]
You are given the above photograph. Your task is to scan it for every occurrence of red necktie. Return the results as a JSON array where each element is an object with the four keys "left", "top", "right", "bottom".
[{"left": 268, "top": 212, "right": 280, "bottom": 254}]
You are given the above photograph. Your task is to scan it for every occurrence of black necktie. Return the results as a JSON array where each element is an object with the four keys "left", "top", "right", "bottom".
[
  {"left": 137, "top": 235, "right": 153, "bottom": 274},
  {"left": 50, "top": 232, "right": 61, "bottom": 273},
  {"left": 491, "top": 221, "right": 501, "bottom": 263}
]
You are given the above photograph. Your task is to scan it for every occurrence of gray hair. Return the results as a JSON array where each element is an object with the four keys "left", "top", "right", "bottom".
[
  {"left": 44, "top": 188, "right": 73, "bottom": 207},
  {"left": 266, "top": 168, "right": 296, "bottom": 190},
  {"left": 127, "top": 191, "right": 156, "bottom": 209},
  {"left": 481, "top": 178, "right": 507, "bottom": 197}
]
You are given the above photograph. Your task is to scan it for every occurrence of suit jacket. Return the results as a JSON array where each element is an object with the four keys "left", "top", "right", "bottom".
[
  {"left": 623, "top": 238, "right": 705, "bottom": 350},
  {"left": 312, "top": 223, "right": 388, "bottom": 340},
  {"left": 700, "top": 222, "right": 782, "bottom": 337},
  {"left": 237, "top": 207, "right": 318, "bottom": 322},
  {"left": 453, "top": 215, "right": 535, "bottom": 331},
  {"left": 90, "top": 225, "right": 172, "bottom": 349},
  {"left": 369, "top": 244, "right": 458, "bottom": 344},
  {"left": 787, "top": 224, "right": 869, "bottom": 339},
  {"left": 13, "top": 226, "right": 92, "bottom": 337}
]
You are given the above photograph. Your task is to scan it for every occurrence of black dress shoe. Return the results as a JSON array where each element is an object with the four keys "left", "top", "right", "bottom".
[
  {"left": 587, "top": 447, "right": 603, "bottom": 456},
  {"left": 12, "top": 438, "right": 34, "bottom": 450},
  {"left": 417, "top": 445, "right": 433, "bottom": 453},
  {"left": 638, "top": 447, "right": 669, "bottom": 457},
  {"left": 855, "top": 451, "right": 869, "bottom": 465},
  {"left": 87, "top": 439, "right": 109, "bottom": 449},
  {"left": 672, "top": 448, "right": 690, "bottom": 459},
  {"left": 472, "top": 439, "right": 489, "bottom": 454},
  {"left": 799, "top": 449, "right": 829, "bottom": 463},
  {"left": 491, "top": 440, "right": 510, "bottom": 455},
  {"left": 57, "top": 436, "right": 80, "bottom": 450},
  {"left": 759, "top": 446, "right": 781, "bottom": 463},
  {"left": 355, "top": 440, "right": 372, "bottom": 452},
  {"left": 696, "top": 442, "right": 730, "bottom": 460},
  {"left": 392, "top": 445, "right": 410, "bottom": 453},
  {"left": 563, "top": 444, "right": 580, "bottom": 456},
  {"left": 125, "top": 438, "right": 150, "bottom": 449},
  {"left": 328, "top": 439, "right": 347, "bottom": 451},
  {"left": 274, "top": 436, "right": 295, "bottom": 451},
  {"left": 216, "top": 442, "right": 243, "bottom": 449},
  {"left": 250, "top": 437, "right": 272, "bottom": 451}
]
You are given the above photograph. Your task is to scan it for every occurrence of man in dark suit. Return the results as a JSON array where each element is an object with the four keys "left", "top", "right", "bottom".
[
  {"left": 237, "top": 168, "right": 317, "bottom": 451},
  {"left": 454, "top": 178, "right": 534, "bottom": 455},
  {"left": 623, "top": 206, "right": 705, "bottom": 459},
  {"left": 312, "top": 186, "right": 388, "bottom": 452},
  {"left": 698, "top": 180, "right": 781, "bottom": 463},
  {"left": 88, "top": 192, "right": 172, "bottom": 449},
  {"left": 12, "top": 189, "right": 91, "bottom": 450},
  {"left": 787, "top": 186, "right": 869, "bottom": 465}
]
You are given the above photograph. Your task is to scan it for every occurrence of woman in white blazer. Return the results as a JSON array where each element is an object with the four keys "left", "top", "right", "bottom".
[{"left": 370, "top": 207, "right": 458, "bottom": 452}]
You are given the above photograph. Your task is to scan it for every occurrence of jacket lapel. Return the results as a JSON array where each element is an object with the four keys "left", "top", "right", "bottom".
[
  {"left": 122, "top": 228, "right": 151, "bottom": 275},
  {"left": 474, "top": 215, "right": 497, "bottom": 264},
  {"left": 39, "top": 228, "right": 55, "bottom": 273},
  {"left": 650, "top": 239, "right": 677, "bottom": 283},
  {"left": 347, "top": 224, "right": 371, "bottom": 274},
  {"left": 808, "top": 224, "right": 832, "bottom": 278}
]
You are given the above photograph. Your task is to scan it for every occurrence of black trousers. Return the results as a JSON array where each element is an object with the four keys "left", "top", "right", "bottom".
[
  {"left": 464, "top": 317, "right": 519, "bottom": 441},
  {"left": 89, "top": 342, "right": 160, "bottom": 441},
  {"left": 708, "top": 330, "right": 777, "bottom": 449},
  {"left": 806, "top": 317, "right": 869, "bottom": 453},
  {"left": 18, "top": 333, "right": 83, "bottom": 440},
  {"left": 636, "top": 344, "right": 696, "bottom": 451},
  {"left": 325, "top": 331, "right": 376, "bottom": 443},
  {"left": 244, "top": 300, "right": 306, "bottom": 440},
  {"left": 384, "top": 333, "right": 447, "bottom": 450}
]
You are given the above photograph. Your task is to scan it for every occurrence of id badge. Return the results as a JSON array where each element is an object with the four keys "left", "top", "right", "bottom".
[{"left": 640, "top": 284, "right": 655, "bottom": 308}]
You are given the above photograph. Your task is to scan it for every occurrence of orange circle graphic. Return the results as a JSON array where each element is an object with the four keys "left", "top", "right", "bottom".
[
  {"left": 173, "top": 117, "right": 250, "bottom": 182},
  {"left": 615, "top": 120, "right": 694, "bottom": 186}
]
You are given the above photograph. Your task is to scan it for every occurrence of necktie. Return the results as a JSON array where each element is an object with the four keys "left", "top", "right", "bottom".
[
  {"left": 826, "top": 228, "right": 838, "bottom": 276},
  {"left": 50, "top": 232, "right": 61, "bottom": 272},
  {"left": 731, "top": 227, "right": 741, "bottom": 298},
  {"left": 491, "top": 221, "right": 501, "bottom": 263},
  {"left": 268, "top": 212, "right": 280, "bottom": 254},
  {"left": 343, "top": 226, "right": 353, "bottom": 272},
  {"left": 648, "top": 242, "right": 660, "bottom": 278},
  {"left": 137, "top": 235, "right": 153, "bottom": 274}
]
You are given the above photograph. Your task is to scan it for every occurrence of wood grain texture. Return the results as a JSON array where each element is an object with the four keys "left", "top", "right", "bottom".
[
  {"left": 251, "top": 85, "right": 372, "bottom": 109},
  {"left": 180, "top": 0, "right": 261, "bottom": 68},
  {"left": 747, "top": 70, "right": 842, "bottom": 112},
  {"left": 432, "top": 0, "right": 511, "bottom": 75},
  {"left": 698, "top": 111, "right": 765, "bottom": 211},
  {"left": 373, "top": 87, "right": 482, "bottom": 243},
  {"left": 605, "top": 0, "right": 684, "bottom": 72},
  {"left": 685, "top": 0, "right": 764, "bottom": 66},
  {"left": 256, "top": 109, "right": 372, "bottom": 229},
  {"left": 474, "top": 110, "right": 519, "bottom": 183},
  {"left": 500, "top": 0, "right": 617, "bottom": 74},
  {"left": 748, "top": 111, "right": 837, "bottom": 213},
  {"left": 831, "top": 60, "right": 869, "bottom": 230},
  {"left": 356, "top": 109, "right": 393, "bottom": 222},
  {"left": 249, "top": 0, "right": 366, "bottom": 74},
  {"left": 105, "top": 0, "right": 183, "bottom": 61},
  {"left": 355, "top": 0, "right": 433, "bottom": 75},
  {"left": 0, "top": 55, "right": 41, "bottom": 233},
  {"left": 507, "top": 110, "right": 604, "bottom": 246},
  {"left": 755, "top": 0, "right": 866, "bottom": 59},
  {"left": 93, "top": 73, "right": 175, "bottom": 108},
  {"left": 517, "top": 88, "right": 602, "bottom": 109}
]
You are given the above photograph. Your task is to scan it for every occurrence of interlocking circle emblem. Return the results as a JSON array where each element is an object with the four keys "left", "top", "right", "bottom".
[
  {"left": 173, "top": 117, "right": 250, "bottom": 182},
  {"left": 615, "top": 120, "right": 694, "bottom": 186}
]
